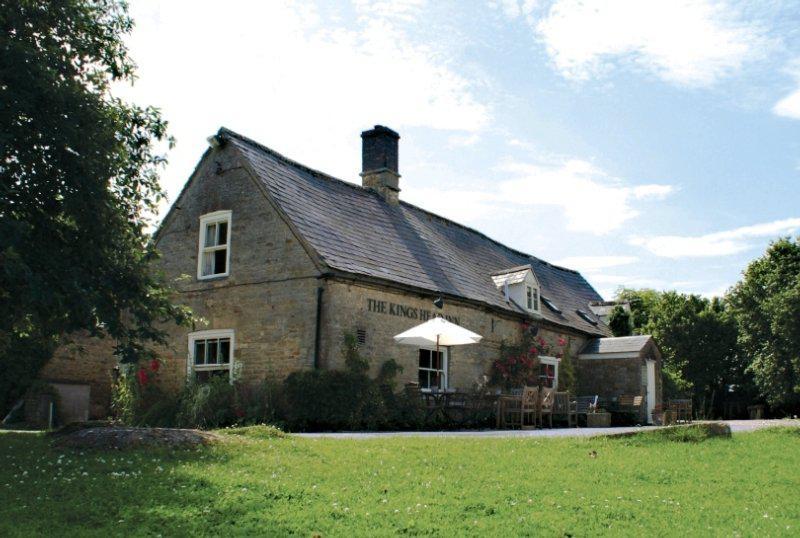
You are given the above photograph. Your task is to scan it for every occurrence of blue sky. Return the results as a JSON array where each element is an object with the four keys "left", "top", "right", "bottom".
[{"left": 119, "top": 0, "right": 800, "bottom": 299}]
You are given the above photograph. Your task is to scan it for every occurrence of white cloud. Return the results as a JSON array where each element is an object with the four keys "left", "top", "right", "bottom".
[
  {"left": 116, "top": 0, "right": 490, "bottom": 211},
  {"left": 555, "top": 255, "right": 638, "bottom": 273},
  {"left": 630, "top": 217, "right": 800, "bottom": 258},
  {"left": 497, "top": 159, "right": 673, "bottom": 234},
  {"left": 773, "top": 88, "right": 800, "bottom": 119},
  {"left": 533, "top": 0, "right": 769, "bottom": 87},
  {"left": 773, "top": 60, "right": 800, "bottom": 120},
  {"left": 405, "top": 158, "right": 672, "bottom": 234}
]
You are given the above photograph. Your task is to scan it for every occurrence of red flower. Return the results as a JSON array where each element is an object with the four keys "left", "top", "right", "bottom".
[
  {"left": 557, "top": 337, "right": 567, "bottom": 347},
  {"left": 136, "top": 368, "right": 149, "bottom": 386},
  {"left": 149, "top": 359, "right": 160, "bottom": 372}
]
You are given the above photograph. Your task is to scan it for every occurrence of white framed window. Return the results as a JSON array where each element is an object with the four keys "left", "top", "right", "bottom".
[
  {"left": 539, "top": 355, "right": 559, "bottom": 389},
  {"left": 526, "top": 285, "right": 539, "bottom": 312},
  {"left": 197, "top": 211, "right": 231, "bottom": 279},
  {"left": 188, "top": 329, "right": 234, "bottom": 382},
  {"left": 418, "top": 348, "right": 448, "bottom": 391}
]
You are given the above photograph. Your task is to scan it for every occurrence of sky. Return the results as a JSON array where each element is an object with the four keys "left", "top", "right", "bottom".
[{"left": 116, "top": 0, "right": 800, "bottom": 300}]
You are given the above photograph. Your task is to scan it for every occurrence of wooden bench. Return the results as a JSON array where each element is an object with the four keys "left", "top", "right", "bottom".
[
  {"left": 617, "top": 395, "right": 645, "bottom": 423},
  {"left": 575, "top": 395, "right": 598, "bottom": 426}
]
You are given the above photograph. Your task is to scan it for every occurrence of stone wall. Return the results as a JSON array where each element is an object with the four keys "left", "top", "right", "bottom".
[
  {"left": 318, "top": 279, "right": 589, "bottom": 391},
  {"left": 41, "top": 144, "right": 323, "bottom": 417},
  {"left": 577, "top": 357, "right": 644, "bottom": 401}
]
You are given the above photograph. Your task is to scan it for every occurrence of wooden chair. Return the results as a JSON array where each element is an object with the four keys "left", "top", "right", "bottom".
[
  {"left": 538, "top": 387, "right": 555, "bottom": 428},
  {"left": 669, "top": 399, "right": 693, "bottom": 423},
  {"left": 552, "top": 392, "right": 577, "bottom": 427},
  {"left": 520, "top": 386, "right": 539, "bottom": 429},
  {"left": 499, "top": 393, "right": 524, "bottom": 429}
]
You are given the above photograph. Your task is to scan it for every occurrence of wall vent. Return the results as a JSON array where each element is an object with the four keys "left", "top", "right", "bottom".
[{"left": 356, "top": 328, "right": 367, "bottom": 345}]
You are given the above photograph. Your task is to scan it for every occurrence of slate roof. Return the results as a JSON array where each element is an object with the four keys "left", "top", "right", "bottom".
[
  {"left": 222, "top": 128, "right": 611, "bottom": 337},
  {"left": 579, "top": 335, "right": 652, "bottom": 355},
  {"left": 491, "top": 267, "right": 531, "bottom": 288}
]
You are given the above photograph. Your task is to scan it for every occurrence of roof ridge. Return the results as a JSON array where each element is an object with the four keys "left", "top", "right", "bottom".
[{"left": 219, "top": 126, "right": 583, "bottom": 277}]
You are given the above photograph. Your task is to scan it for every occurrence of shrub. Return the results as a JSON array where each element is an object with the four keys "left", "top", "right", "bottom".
[
  {"left": 610, "top": 423, "right": 732, "bottom": 444},
  {"left": 175, "top": 376, "right": 236, "bottom": 429},
  {"left": 221, "top": 424, "right": 287, "bottom": 440},
  {"left": 283, "top": 369, "right": 387, "bottom": 431}
]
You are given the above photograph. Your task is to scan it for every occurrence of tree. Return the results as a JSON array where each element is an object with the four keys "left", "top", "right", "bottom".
[
  {"left": 728, "top": 238, "right": 800, "bottom": 412},
  {"left": 608, "top": 305, "right": 633, "bottom": 336},
  {"left": 616, "top": 288, "right": 661, "bottom": 333},
  {"left": 0, "top": 1, "right": 192, "bottom": 415},
  {"left": 615, "top": 288, "right": 744, "bottom": 416}
]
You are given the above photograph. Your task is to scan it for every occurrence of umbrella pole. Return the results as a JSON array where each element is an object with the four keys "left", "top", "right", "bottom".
[{"left": 436, "top": 334, "right": 440, "bottom": 390}]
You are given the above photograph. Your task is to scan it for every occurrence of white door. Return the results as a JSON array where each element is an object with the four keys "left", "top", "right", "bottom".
[{"left": 646, "top": 360, "right": 656, "bottom": 424}]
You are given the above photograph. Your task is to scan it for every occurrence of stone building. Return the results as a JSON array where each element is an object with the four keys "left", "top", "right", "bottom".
[{"left": 41, "top": 125, "right": 662, "bottom": 422}]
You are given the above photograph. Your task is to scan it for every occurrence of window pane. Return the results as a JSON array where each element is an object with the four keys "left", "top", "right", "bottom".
[
  {"left": 214, "top": 249, "right": 227, "bottom": 274},
  {"left": 533, "top": 289, "right": 539, "bottom": 310},
  {"left": 418, "top": 368, "right": 427, "bottom": 388},
  {"left": 194, "top": 341, "right": 205, "bottom": 365},
  {"left": 201, "top": 252, "right": 213, "bottom": 276},
  {"left": 418, "top": 349, "right": 430, "bottom": 369},
  {"left": 431, "top": 351, "right": 441, "bottom": 370},
  {"left": 205, "top": 223, "right": 217, "bottom": 247},
  {"left": 207, "top": 339, "right": 218, "bottom": 364},
  {"left": 219, "top": 339, "right": 230, "bottom": 364},
  {"left": 217, "top": 222, "right": 228, "bottom": 245}
]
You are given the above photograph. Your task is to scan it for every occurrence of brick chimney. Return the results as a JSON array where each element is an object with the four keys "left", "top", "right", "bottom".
[{"left": 361, "top": 125, "right": 400, "bottom": 204}]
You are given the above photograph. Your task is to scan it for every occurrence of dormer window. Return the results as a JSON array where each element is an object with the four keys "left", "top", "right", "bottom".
[
  {"left": 492, "top": 265, "right": 541, "bottom": 315},
  {"left": 198, "top": 211, "right": 231, "bottom": 279}
]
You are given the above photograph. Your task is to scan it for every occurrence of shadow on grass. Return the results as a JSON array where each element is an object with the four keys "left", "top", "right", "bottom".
[{"left": 0, "top": 432, "right": 301, "bottom": 537}]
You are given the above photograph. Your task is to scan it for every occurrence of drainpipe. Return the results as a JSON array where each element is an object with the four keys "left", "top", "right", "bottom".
[{"left": 313, "top": 285, "right": 324, "bottom": 369}]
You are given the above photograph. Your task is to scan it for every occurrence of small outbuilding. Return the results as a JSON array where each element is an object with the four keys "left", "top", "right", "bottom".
[{"left": 578, "top": 335, "right": 662, "bottom": 424}]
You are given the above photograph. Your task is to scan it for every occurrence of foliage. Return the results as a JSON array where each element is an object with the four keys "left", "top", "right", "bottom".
[
  {"left": 728, "top": 237, "right": 800, "bottom": 411},
  {"left": 612, "top": 422, "right": 732, "bottom": 444},
  {"left": 2, "top": 427, "right": 800, "bottom": 535},
  {"left": 615, "top": 288, "right": 745, "bottom": 415},
  {"left": 615, "top": 288, "right": 662, "bottom": 333},
  {"left": 175, "top": 376, "right": 236, "bottom": 429},
  {"left": 283, "top": 369, "right": 385, "bottom": 431},
  {"left": 608, "top": 305, "right": 633, "bottom": 336},
  {"left": 490, "top": 324, "right": 568, "bottom": 390},
  {"left": 557, "top": 336, "right": 577, "bottom": 395},
  {"left": 0, "top": 0, "right": 194, "bottom": 415},
  {"left": 219, "top": 424, "right": 287, "bottom": 440}
]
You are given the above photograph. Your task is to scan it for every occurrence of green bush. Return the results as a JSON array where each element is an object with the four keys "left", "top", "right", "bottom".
[
  {"left": 175, "top": 376, "right": 236, "bottom": 429},
  {"left": 610, "top": 423, "right": 732, "bottom": 444},
  {"left": 283, "top": 369, "right": 387, "bottom": 431}
]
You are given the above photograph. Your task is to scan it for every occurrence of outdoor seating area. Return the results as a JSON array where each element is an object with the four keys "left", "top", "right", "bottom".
[
  {"left": 495, "top": 389, "right": 608, "bottom": 429},
  {"left": 407, "top": 384, "right": 667, "bottom": 430}
]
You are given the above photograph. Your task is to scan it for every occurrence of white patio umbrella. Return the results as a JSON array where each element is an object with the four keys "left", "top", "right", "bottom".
[
  {"left": 394, "top": 317, "right": 483, "bottom": 348},
  {"left": 394, "top": 317, "right": 483, "bottom": 388}
]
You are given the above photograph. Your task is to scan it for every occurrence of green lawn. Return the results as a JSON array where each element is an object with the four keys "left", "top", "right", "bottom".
[{"left": 1, "top": 427, "right": 798, "bottom": 536}]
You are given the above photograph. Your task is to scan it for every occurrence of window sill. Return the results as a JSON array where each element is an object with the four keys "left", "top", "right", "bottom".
[{"left": 197, "top": 273, "right": 230, "bottom": 282}]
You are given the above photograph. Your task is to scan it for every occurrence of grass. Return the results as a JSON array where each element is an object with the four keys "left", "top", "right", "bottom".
[{"left": 1, "top": 427, "right": 798, "bottom": 536}]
